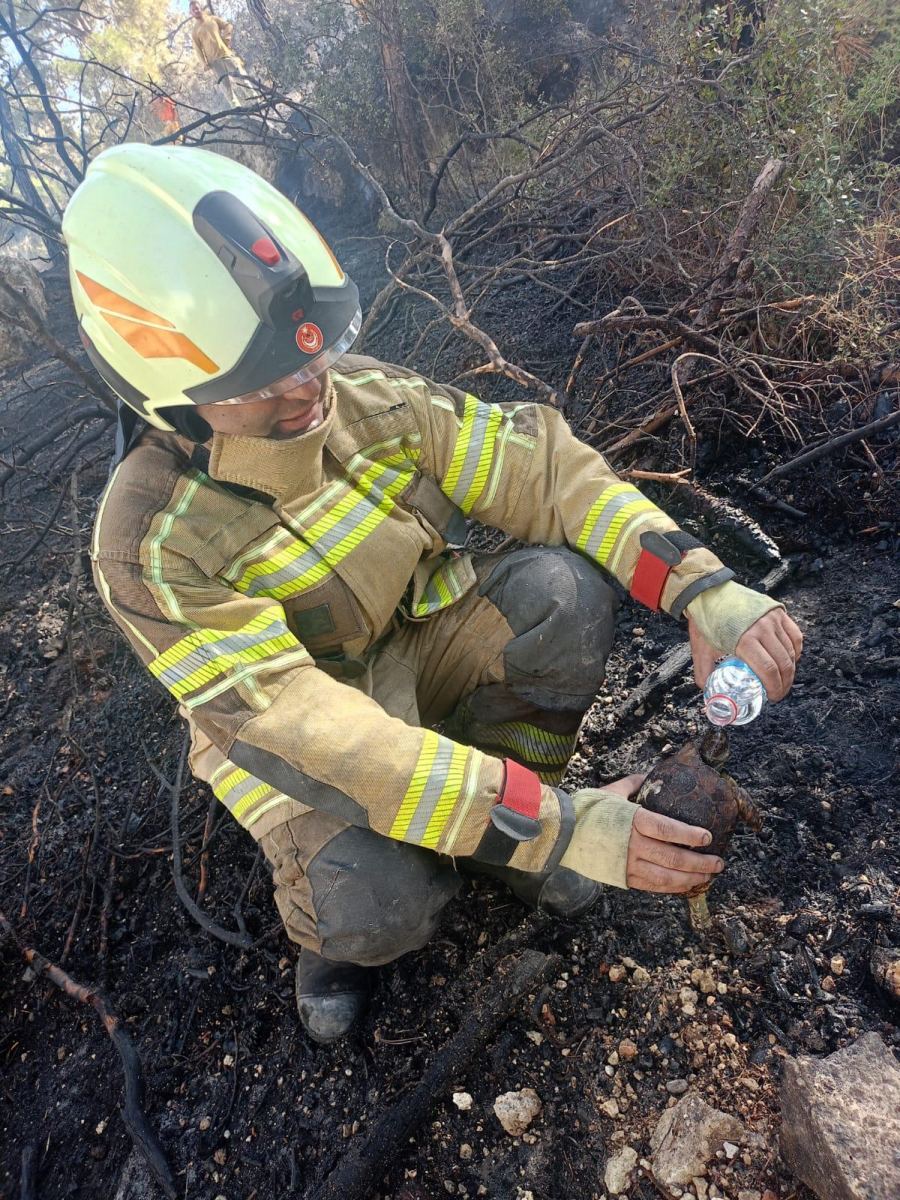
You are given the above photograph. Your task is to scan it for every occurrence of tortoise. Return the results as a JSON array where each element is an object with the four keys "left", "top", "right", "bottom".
[{"left": 635, "top": 729, "right": 762, "bottom": 929}]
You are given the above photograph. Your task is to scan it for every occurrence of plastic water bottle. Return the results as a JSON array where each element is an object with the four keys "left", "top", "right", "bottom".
[{"left": 703, "top": 657, "right": 766, "bottom": 727}]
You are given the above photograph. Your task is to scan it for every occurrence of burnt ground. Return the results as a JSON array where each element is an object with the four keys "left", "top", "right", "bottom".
[{"left": 0, "top": 245, "right": 898, "bottom": 1200}]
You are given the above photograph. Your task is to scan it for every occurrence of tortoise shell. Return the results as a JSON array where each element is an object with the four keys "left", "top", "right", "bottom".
[{"left": 635, "top": 730, "right": 761, "bottom": 859}]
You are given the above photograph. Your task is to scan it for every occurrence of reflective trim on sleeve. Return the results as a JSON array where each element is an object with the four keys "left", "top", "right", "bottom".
[
  {"left": 147, "top": 605, "right": 306, "bottom": 701},
  {"left": 210, "top": 761, "right": 292, "bottom": 827},
  {"left": 442, "top": 394, "right": 506, "bottom": 515},
  {"left": 389, "top": 730, "right": 471, "bottom": 849},
  {"left": 576, "top": 482, "right": 662, "bottom": 568}
]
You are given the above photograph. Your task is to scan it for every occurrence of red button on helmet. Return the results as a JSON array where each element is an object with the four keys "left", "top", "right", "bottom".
[{"left": 250, "top": 236, "right": 280, "bottom": 266}]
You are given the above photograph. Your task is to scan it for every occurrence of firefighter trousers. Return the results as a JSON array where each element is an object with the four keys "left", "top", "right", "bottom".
[{"left": 258, "top": 546, "right": 619, "bottom": 965}]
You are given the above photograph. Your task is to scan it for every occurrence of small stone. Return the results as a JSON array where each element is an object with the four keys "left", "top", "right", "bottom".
[
  {"left": 632, "top": 966, "right": 651, "bottom": 985},
  {"left": 618, "top": 1038, "right": 639, "bottom": 1061},
  {"left": 737, "top": 1192, "right": 762, "bottom": 1200},
  {"left": 608, "top": 1051, "right": 620, "bottom": 1066},
  {"left": 199, "top": 1116, "right": 211, "bottom": 1131},
  {"left": 723, "top": 1033, "right": 737, "bottom": 1049},
  {"left": 459, "top": 1143, "right": 473, "bottom": 1161},
  {"left": 608, "top": 965, "right": 627, "bottom": 983},
  {"left": 650, "top": 1093, "right": 745, "bottom": 1189},
  {"left": 622, "top": 957, "right": 638, "bottom": 969},
  {"left": 821, "top": 974, "right": 836, "bottom": 993},
  {"left": 691, "top": 969, "right": 717, "bottom": 995},
  {"left": 600, "top": 1098, "right": 620, "bottom": 1119},
  {"left": 723, "top": 1142, "right": 739, "bottom": 1159},
  {"left": 222, "top": 1054, "right": 234, "bottom": 1068},
  {"left": 830, "top": 955, "right": 845, "bottom": 976},
  {"left": 525, "top": 1030, "right": 544, "bottom": 1046},
  {"left": 493, "top": 1088, "right": 542, "bottom": 1136},
  {"left": 666, "top": 1078, "right": 690, "bottom": 1096},
  {"left": 693, "top": 1179, "right": 708, "bottom": 1200},
  {"left": 213, "top": 1148, "right": 227, "bottom": 1165},
  {"left": 452, "top": 1091, "right": 473, "bottom": 1111},
  {"left": 604, "top": 1145, "right": 638, "bottom": 1195}
]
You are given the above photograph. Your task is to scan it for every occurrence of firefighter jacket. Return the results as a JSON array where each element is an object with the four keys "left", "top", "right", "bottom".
[
  {"left": 91, "top": 353, "right": 736, "bottom": 874},
  {"left": 191, "top": 13, "right": 238, "bottom": 67}
]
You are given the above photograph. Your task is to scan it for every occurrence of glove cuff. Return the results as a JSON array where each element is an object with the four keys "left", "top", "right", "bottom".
[
  {"left": 471, "top": 760, "right": 575, "bottom": 873},
  {"left": 685, "top": 579, "right": 784, "bottom": 655},
  {"left": 559, "top": 791, "right": 638, "bottom": 890}
]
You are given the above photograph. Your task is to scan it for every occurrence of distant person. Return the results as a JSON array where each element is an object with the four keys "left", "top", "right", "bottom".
[{"left": 189, "top": 1, "right": 250, "bottom": 105}]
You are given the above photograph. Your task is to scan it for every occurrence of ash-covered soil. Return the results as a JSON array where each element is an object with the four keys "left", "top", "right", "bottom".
[{"left": 0, "top": 234, "right": 897, "bottom": 1200}]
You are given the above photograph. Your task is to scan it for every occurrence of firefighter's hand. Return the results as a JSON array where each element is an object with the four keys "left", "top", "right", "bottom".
[
  {"left": 626, "top": 806, "right": 724, "bottom": 894},
  {"left": 689, "top": 608, "right": 803, "bottom": 702}
]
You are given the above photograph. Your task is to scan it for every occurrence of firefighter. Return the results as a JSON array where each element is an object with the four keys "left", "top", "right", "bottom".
[{"left": 63, "top": 145, "right": 802, "bottom": 1042}]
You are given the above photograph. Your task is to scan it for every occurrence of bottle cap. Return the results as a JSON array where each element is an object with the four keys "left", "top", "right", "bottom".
[{"left": 704, "top": 693, "right": 738, "bottom": 726}]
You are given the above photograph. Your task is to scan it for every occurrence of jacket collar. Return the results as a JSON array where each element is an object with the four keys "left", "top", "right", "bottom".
[{"left": 205, "top": 375, "right": 337, "bottom": 504}]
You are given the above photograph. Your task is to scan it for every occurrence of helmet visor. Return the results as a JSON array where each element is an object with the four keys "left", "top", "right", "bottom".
[{"left": 207, "top": 308, "right": 361, "bottom": 406}]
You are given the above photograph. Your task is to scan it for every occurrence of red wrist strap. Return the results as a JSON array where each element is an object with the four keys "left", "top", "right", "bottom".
[
  {"left": 499, "top": 759, "right": 542, "bottom": 819},
  {"left": 630, "top": 530, "right": 701, "bottom": 611},
  {"left": 631, "top": 550, "right": 673, "bottom": 611}
]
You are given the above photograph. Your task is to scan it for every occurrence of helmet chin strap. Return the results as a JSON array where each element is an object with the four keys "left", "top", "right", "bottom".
[{"left": 165, "top": 404, "right": 213, "bottom": 443}]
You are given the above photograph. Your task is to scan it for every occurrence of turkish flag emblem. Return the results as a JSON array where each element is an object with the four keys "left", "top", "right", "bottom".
[{"left": 296, "top": 322, "right": 324, "bottom": 354}]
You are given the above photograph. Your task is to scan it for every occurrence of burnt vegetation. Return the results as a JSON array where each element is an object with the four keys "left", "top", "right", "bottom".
[{"left": 0, "top": 2, "right": 897, "bottom": 1198}]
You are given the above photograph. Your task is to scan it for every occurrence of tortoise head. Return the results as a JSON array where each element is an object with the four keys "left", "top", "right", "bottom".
[{"left": 699, "top": 728, "right": 730, "bottom": 769}]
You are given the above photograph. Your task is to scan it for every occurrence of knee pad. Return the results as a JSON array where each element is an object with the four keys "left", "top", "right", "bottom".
[
  {"left": 308, "top": 827, "right": 462, "bottom": 966},
  {"left": 479, "top": 547, "right": 619, "bottom": 710}
]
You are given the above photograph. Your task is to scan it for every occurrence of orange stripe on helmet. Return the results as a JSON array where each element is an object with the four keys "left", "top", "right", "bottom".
[
  {"left": 76, "top": 271, "right": 176, "bottom": 329},
  {"left": 101, "top": 313, "right": 219, "bottom": 374}
]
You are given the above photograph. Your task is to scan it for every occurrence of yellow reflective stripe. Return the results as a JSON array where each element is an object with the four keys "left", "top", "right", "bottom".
[
  {"left": 596, "top": 498, "right": 657, "bottom": 564},
  {"left": 607, "top": 510, "right": 670, "bottom": 577},
  {"left": 224, "top": 527, "right": 294, "bottom": 584},
  {"left": 442, "top": 393, "right": 479, "bottom": 499},
  {"left": 149, "top": 473, "right": 203, "bottom": 626},
  {"left": 231, "top": 781, "right": 274, "bottom": 821},
  {"left": 459, "top": 404, "right": 503, "bottom": 513},
  {"left": 182, "top": 647, "right": 309, "bottom": 711},
  {"left": 421, "top": 741, "right": 470, "bottom": 849},
  {"left": 148, "top": 606, "right": 298, "bottom": 701},
  {"left": 439, "top": 749, "right": 485, "bottom": 852},
  {"left": 212, "top": 766, "right": 248, "bottom": 797},
  {"left": 482, "top": 418, "right": 514, "bottom": 509},
  {"left": 575, "top": 482, "right": 634, "bottom": 552},
  {"left": 243, "top": 793, "right": 292, "bottom": 827},
  {"left": 389, "top": 730, "right": 440, "bottom": 840}
]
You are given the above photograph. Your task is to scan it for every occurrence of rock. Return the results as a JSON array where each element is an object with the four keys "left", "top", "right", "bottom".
[
  {"left": 493, "top": 1088, "right": 542, "bottom": 1136},
  {"left": 604, "top": 1145, "right": 638, "bottom": 1195},
  {"left": 452, "top": 1091, "right": 473, "bottom": 1111},
  {"left": 693, "top": 1179, "right": 708, "bottom": 1200},
  {"left": 666, "top": 1078, "right": 690, "bottom": 1096},
  {"left": 0, "top": 254, "right": 47, "bottom": 370},
  {"left": 780, "top": 1033, "right": 900, "bottom": 1200},
  {"left": 112, "top": 1150, "right": 156, "bottom": 1200},
  {"left": 650, "top": 1093, "right": 745, "bottom": 1189},
  {"left": 869, "top": 946, "right": 900, "bottom": 1001},
  {"left": 632, "top": 966, "right": 651, "bottom": 985},
  {"left": 460, "top": 1143, "right": 473, "bottom": 1161},
  {"left": 618, "top": 1038, "right": 639, "bottom": 1061},
  {"left": 600, "top": 1098, "right": 620, "bottom": 1119},
  {"left": 608, "top": 964, "right": 627, "bottom": 982},
  {"left": 723, "top": 1141, "right": 739, "bottom": 1159}
]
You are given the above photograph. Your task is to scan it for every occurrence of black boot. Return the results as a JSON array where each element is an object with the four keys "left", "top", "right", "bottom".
[{"left": 295, "top": 949, "right": 371, "bottom": 1044}]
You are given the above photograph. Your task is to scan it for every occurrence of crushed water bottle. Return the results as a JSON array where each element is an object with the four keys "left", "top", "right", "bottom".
[{"left": 703, "top": 657, "right": 766, "bottom": 727}]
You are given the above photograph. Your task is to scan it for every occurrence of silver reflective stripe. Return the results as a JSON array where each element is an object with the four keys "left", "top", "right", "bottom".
[
  {"left": 584, "top": 489, "right": 642, "bottom": 560},
  {"left": 153, "top": 618, "right": 290, "bottom": 689},
  {"left": 404, "top": 739, "right": 457, "bottom": 843}
]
